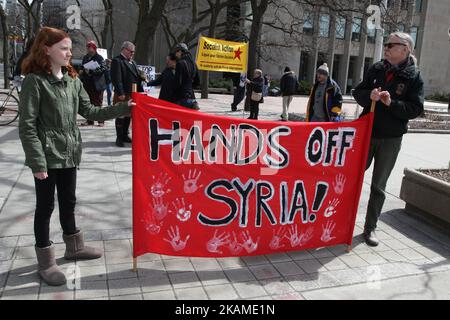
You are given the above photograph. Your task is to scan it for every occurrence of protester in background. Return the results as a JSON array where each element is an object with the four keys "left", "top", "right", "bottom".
[
  {"left": 79, "top": 41, "right": 107, "bottom": 126},
  {"left": 147, "top": 53, "right": 177, "bottom": 103},
  {"left": 279, "top": 66, "right": 298, "bottom": 121},
  {"left": 263, "top": 74, "right": 271, "bottom": 97},
  {"left": 111, "top": 41, "right": 145, "bottom": 147},
  {"left": 173, "top": 43, "right": 200, "bottom": 110},
  {"left": 231, "top": 72, "right": 247, "bottom": 112},
  {"left": 19, "top": 27, "right": 134, "bottom": 286},
  {"left": 353, "top": 32, "right": 424, "bottom": 247},
  {"left": 246, "top": 69, "right": 264, "bottom": 120},
  {"left": 105, "top": 58, "right": 113, "bottom": 106},
  {"left": 306, "top": 63, "right": 343, "bottom": 122}
]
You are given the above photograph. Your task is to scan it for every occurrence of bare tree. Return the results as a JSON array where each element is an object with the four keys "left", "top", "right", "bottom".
[
  {"left": 0, "top": 5, "right": 10, "bottom": 88},
  {"left": 17, "top": 0, "right": 43, "bottom": 41},
  {"left": 134, "top": 0, "right": 169, "bottom": 65}
]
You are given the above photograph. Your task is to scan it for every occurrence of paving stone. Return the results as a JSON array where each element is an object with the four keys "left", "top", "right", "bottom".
[
  {"left": 358, "top": 253, "right": 388, "bottom": 265},
  {"left": 17, "top": 236, "right": 35, "bottom": 247},
  {"left": 76, "top": 256, "right": 106, "bottom": 267},
  {"left": 163, "top": 258, "right": 195, "bottom": 273},
  {"left": 104, "top": 240, "right": 131, "bottom": 252},
  {"left": 5, "top": 272, "right": 39, "bottom": 290},
  {"left": 287, "top": 250, "right": 315, "bottom": 261},
  {"left": 272, "top": 261, "right": 305, "bottom": 277},
  {"left": 318, "top": 257, "right": 348, "bottom": 271},
  {"left": 78, "top": 265, "right": 107, "bottom": 282},
  {"left": 39, "top": 284, "right": 74, "bottom": 300},
  {"left": 397, "top": 248, "right": 428, "bottom": 261},
  {"left": 137, "top": 261, "right": 166, "bottom": 278},
  {"left": 264, "top": 253, "right": 292, "bottom": 263},
  {"left": 224, "top": 267, "right": 257, "bottom": 283},
  {"left": 0, "top": 237, "right": 18, "bottom": 248},
  {"left": 197, "top": 270, "right": 230, "bottom": 286},
  {"left": 309, "top": 247, "right": 336, "bottom": 259},
  {"left": 110, "top": 294, "right": 143, "bottom": 300},
  {"left": 383, "top": 239, "right": 410, "bottom": 251},
  {"left": 108, "top": 277, "right": 142, "bottom": 297},
  {"left": 377, "top": 250, "right": 409, "bottom": 263},
  {"left": 75, "top": 280, "right": 108, "bottom": 300},
  {"left": 169, "top": 271, "right": 202, "bottom": 289},
  {"left": 174, "top": 286, "right": 208, "bottom": 300},
  {"left": 285, "top": 274, "right": 320, "bottom": 291},
  {"left": 0, "top": 248, "right": 14, "bottom": 261},
  {"left": 107, "top": 263, "right": 138, "bottom": 280},
  {"left": 143, "top": 290, "right": 176, "bottom": 300},
  {"left": 1, "top": 286, "right": 39, "bottom": 300},
  {"left": 190, "top": 258, "right": 221, "bottom": 271},
  {"left": 101, "top": 229, "right": 132, "bottom": 241},
  {"left": 272, "top": 292, "right": 305, "bottom": 300},
  {"left": 104, "top": 250, "right": 133, "bottom": 265},
  {"left": 232, "top": 281, "right": 268, "bottom": 299},
  {"left": 339, "top": 255, "right": 369, "bottom": 268},
  {"left": 295, "top": 259, "right": 325, "bottom": 273},
  {"left": 249, "top": 265, "right": 281, "bottom": 280},
  {"left": 326, "top": 269, "right": 365, "bottom": 285},
  {"left": 216, "top": 257, "right": 246, "bottom": 270},
  {"left": 204, "top": 283, "right": 238, "bottom": 300},
  {"left": 139, "top": 272, "right": 172, "bottom": 293},
  {"left": 242, "top": 255, "right": 270, "bottom": 266},
  {"left": 259, "top": 278, "right": 295, "bottom": 296}
]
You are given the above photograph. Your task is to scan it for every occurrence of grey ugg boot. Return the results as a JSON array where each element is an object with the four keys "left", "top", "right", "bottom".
[
  {"left": 63, "top": 231, "right": 103, "bottom": 260},
  {"left": 35, "top": 244, "right": 67, "bottom": 286}
]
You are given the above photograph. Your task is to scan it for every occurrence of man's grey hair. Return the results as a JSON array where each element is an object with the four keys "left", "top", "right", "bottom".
[
  {"left": 390, "top": 31, "right": 417, "bottom": 65},
  {"left": 121, "top": 41, "right": 135, "bottom": 50}
]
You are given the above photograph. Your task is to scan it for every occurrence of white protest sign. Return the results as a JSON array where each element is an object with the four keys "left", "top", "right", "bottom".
[
  {"left": 97, "top": 48, "right": 108, "bottom": 60},
  {"left": 137, "top": 65, "right": 156, "bottom": 96}
]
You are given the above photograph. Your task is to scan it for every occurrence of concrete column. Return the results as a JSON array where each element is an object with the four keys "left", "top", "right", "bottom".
[
  {"left": 354, "top": 14, "right": 368, "bottom": 85},
  {"left": 308, "top": 7, "right": 320, "bottom": 84},
  {"left": 328, "top": 12, "right": 337, "bottom": 76}
]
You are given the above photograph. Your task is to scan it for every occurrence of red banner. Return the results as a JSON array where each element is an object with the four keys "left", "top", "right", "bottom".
[{"left": 132, "top": 93, "right": 374, "bottom": 258}]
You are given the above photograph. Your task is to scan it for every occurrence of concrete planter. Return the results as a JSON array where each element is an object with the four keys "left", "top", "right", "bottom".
[{"left": 400, "top": 168, "right": 450, "bottom": 230}]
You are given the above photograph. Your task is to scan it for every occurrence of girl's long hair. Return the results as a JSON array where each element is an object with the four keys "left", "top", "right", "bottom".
[{"left": 22, "top": 27, "right": 77, "bottom": 78}]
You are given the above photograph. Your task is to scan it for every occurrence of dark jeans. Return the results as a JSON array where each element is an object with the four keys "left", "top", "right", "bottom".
[
  {"left": 83, "top": 83, "right": 104, "bottom": 125},
  {"left": 249, "top": 100, "right": 260, "bottom": 119},
  {"left": 364, "top": 136, "right": 402, "bottom": 232},
  {"left": 231, "top": 86, "right": 246, "bottom": 110},
  {"left": 106, "top": 83, "right": 113, "bottom": 106},
  {"left": 34, "top": 168, "right": 78, "bottom": 248}
]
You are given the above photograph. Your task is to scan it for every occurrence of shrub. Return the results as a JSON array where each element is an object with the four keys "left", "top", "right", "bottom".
[
  {"left": 209, "top": 78, "right": 232, "bottom": 91},
  {"left": 425, "top": 91, "right": 450, "bottom": 102},
  {"left": 298, "top": 80, "right": 313, "bottom": 95}
]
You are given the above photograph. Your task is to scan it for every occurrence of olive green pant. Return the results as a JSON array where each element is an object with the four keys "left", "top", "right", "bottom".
[{"left": 364, "top": 136, "right": 402, "bottom": 232}]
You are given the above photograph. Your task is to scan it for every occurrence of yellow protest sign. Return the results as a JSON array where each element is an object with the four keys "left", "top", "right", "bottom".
[{"left": 196, "top": 36, "right": 248, "bottom": 73}]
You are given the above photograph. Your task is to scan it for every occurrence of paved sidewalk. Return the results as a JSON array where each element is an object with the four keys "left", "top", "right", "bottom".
[{"left": 0, "top": 91, "right": 449, "bottom": 300}]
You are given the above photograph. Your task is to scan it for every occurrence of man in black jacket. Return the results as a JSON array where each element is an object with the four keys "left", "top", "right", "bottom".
[
  {"left": 173, "top": 43, "right": 200, "bottom": 110},
  {"left": 111, "top": 41, "right": 146, "bottom": 147},
  {"left": 353, "top": 32, "right": 424, "bottom": 247},
  {"left": 147, "top": 53, "right": 177, "bottom": 103},
  {"left": 280, "top": 66, "right": 298, "bottom": 121},
  {"left": 80, "top": 41, "right": 107, "bottom": 126},
  {"left": 231, "top": 72, "right": 247, "bottom": 112}
]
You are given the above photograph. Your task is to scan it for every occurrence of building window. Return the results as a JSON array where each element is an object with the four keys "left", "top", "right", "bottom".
[
  {"left": 352, "top": 17, "right": 362, "bottom": 42},
  {"left": 397, "top": 24, "right": 405, "bottom": 32},
  {"left": 336, "top": 16, "right": 346, "bottom": 40},
  {"left": 303, "top": 11, "right": 314, "bottom": 36},
  {"left": 319, "top": 14, "right": 330, "bottom": 37},
  {"left": 415, "top": 0, "right": 422, "bottom": 13},
  {"left": 410, "top": 26, "right": 418, "bottom": 48}
]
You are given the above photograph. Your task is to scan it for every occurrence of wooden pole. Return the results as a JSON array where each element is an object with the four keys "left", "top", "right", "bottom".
[
  {"left": 370, "top": 99, "right": 376, "bottom": 113},
  {"left": 131, "top": 82, "right": 137, "bottom": 273}
]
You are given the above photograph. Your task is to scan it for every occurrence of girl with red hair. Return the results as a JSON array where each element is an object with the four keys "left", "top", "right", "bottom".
[{"left": 19, "top": 27, "right": 135, "bottom": 286}]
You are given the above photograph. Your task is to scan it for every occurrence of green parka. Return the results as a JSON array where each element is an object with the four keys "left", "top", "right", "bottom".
[{"left": 19, "top": 69, "right": 131, "bottom": 173}]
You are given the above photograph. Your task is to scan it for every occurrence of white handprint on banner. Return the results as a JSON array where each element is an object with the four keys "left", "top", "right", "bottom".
[
  {"left": 150, "top": 196, "right": 168, "bottom": 221},
  {"left": 285, "top": 225, "right": 314, "bottom": 248},
  {"left": 163, "top": 226, "right": 190, "bottom": 252},
  {"left": 333, "top": 174, "right": 346, "bottom": 195},
  {"left": 141, "top": 214, "right": 163, "bottom": 235},
  {"left": 150, "top": 173, "right": 172, "bottom": 198},
  {"left": 182, "top": 170, "right": 203, "bottom": 194},
  {"left": 269, "top": 227, "right": 286, "bottom": 250},
  {"left": 206, "top": 230, "right": 230, "bottom": 254},
  {"left": 321, "top": 221, "right": 336, "bottom": 243},
  {"left": 227, "top": 231, "right": 244, "bottom": 255},
  {"left": 324, "top": 198, "right": 340, "bottom": 218},
  {"left": 241, "top": 231, "right": 260, "bottom": 253},
  {"left": 171, "top": 198, "right": 192, "bottom": 222}
]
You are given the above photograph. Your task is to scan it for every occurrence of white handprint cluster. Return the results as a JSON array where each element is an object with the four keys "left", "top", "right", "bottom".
[
  {"left": 206, "top": 230, "right": 260, "bottom": 255},
  {"left": 164, "top": 226, "right": 190, "bottom": 252},
  {"left": 182, "top": 169, "right": 203, "bottom": 194},
  {"left": 284, "top": 225, "right": 314, "bottom": 248}
]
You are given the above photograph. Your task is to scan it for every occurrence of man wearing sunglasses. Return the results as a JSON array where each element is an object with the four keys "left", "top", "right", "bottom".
[
  {"left": 353, "top": 32, "right": 424, "bottom": 247},
  {"left": 111, "top": 41, "right": 146, "bottom": 147}
]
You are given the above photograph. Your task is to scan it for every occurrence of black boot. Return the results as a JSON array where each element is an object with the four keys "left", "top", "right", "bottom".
[
  {"left": 363, "top": 229, "right": 379, "bottom": 247},
  {"left": 115, "top": 118, "right": 124, "bottom": 147},
  {"left": 122, "top": 117, "right": 132, "bottom": 143}
]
